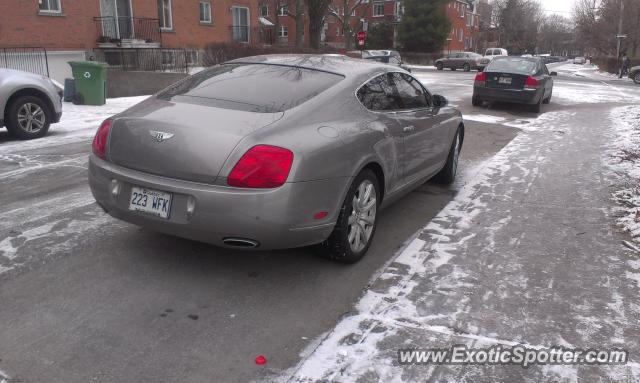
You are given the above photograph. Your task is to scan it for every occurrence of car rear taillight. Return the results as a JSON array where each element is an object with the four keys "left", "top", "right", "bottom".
[
  {"left": 92, "top": 119, "right": 111, "bottom": 159},
  {"left": 474, "top": 72, "right": 486, "bottom": 87},
  {"left": 524, "top": 76, "right": 539, "bottom": 89},
  {"left": 227, "top": 145, "right": 294, "bottom": 188}
]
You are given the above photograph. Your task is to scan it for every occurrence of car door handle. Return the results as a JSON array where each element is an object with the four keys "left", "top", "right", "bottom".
[{"left": 403, "top": 125, "right": 415, "bottom": 132}]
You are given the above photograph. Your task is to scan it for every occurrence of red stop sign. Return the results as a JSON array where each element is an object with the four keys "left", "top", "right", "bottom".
[{"left": 357, "top": 31, "right": 366, "bottom": 46}]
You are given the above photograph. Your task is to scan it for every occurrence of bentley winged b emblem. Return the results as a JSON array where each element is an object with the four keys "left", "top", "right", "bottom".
[{"left": 149, "top": 130, "right": 175, "bottom": 143}]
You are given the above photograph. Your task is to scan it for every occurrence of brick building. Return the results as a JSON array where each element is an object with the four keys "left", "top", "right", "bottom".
[
  {"left": 444, "top": 0, "right": 480, "bottom": 53},
  {"left": 0, "top": 0, "right": 266, "bottom": 81},
  {"left": 320, "top": 0, "right": 479, "bottom": 54}
]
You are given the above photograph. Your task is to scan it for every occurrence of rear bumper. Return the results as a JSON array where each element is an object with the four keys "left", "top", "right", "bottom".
[
  {"left": 473, "top": 86, "right": 542, "bottom": 105},
  {"left": 89, "top": 155, "right": 351, "bottom": 250}
]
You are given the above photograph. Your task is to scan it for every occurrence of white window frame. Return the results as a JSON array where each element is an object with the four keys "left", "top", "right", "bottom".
[
  {"left": 459, "top": 3, "right": 465, "bottom": 18},
  {"left": 260, "top": 5, "right": 269, "bottom": 17},
  {"left": 278, "top": 25, "right": 288, "bottom": 37},
  {"left": 394, "top": 1, "right": 402, "bottom": 15},
  {"left": 278, "top": 4, "right": 288, "bottom": 16},
  {"left": 458, "top": 28, "right": 463, "bottom": 42},
  {"left": 373, "top": 2, "right": 384, "bottom": 17},
  {"left": 158, "top": 0, "right": 173, "bottom": 30},
  {"left": 39, "top": 0, "right": 62, "bottom": 13},
  {"left": 199, "top": 1, "right": 212, "bottom": 24}
]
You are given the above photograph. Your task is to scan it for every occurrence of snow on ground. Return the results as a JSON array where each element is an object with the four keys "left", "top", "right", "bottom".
[
  {"left": 0, "top": 96, "right": 148, "bottom": 153},
  {"left": 552, "top": 62, "right": 626, "bottom": 82},
  {"left": 0, "top": 96, "right": 146, "bottom": 277},
  {"left": 605, "top": 106, "right": 640, "bottom": 243},
  {"left": 284, "top": 110, "right": 594, "bottom": 382}
]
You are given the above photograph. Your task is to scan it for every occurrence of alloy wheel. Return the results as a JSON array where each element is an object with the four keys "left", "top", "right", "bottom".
[
  {"left": 347, "top": 180, "right": 377, "bottom": 253},
  {"left": 17, "top": 103, "right": 46, "bottom": 133}
]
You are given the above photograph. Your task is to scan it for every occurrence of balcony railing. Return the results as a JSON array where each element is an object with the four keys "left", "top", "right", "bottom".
[{"left": 94, "top": 17, "right": 162, "bottom": 45}]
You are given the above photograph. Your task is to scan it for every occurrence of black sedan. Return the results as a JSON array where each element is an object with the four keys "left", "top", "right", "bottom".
[{"left": 472, "top": 56, "right": 557, "bottom": 113}]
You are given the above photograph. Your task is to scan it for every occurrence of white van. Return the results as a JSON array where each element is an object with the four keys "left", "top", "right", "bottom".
[{"left": 477, "top": 48, "right": 508, "bottom": 71}]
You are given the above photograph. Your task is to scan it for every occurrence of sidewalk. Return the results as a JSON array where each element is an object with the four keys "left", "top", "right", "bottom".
[{"left": 285, "top": 105, "right": 640, "bottom": 382}]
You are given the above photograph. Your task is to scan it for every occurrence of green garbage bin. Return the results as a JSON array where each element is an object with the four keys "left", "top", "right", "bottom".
[{"left": 69, "top": 61, "right": 108, "bottom": 106}]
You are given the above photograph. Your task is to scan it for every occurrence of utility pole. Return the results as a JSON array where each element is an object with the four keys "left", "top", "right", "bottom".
[{"left": 615, "top": 0, "right": 624, "bottom": 60}]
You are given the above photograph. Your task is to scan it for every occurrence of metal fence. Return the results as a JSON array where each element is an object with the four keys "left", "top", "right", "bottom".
[
  {"left": 0, "top": 47, "right": 49, "bottom": 77},
  {"left": 93, "top": 48, "right": 197, "bottom": 73}
]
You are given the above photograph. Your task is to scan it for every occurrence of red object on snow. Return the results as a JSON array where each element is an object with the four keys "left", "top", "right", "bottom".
[{"left": 255, "top": 355, "right": 267, "bottom": 365}]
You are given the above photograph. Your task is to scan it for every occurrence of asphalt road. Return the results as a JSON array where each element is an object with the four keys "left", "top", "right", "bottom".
[{"left": 0, "top": 63, "right": 637, "bottom": 383}]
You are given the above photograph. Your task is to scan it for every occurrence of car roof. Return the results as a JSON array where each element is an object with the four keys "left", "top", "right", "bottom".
[
  {"left": 226, "top": 54, "right": 396, "bottom": 78},
  {"left": 493, "top": 56, "right": 540, "bottom": 63}
]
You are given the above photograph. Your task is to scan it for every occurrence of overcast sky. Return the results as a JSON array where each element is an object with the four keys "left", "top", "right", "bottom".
[{"left": 539, "top": 0, "right": 576, "bottom": 16}]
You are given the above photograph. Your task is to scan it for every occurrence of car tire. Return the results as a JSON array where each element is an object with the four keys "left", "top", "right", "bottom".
[
  {"left": 434, "top": 128, "right": 462, "bottom": 184},
  {"left": 5, "top": 95, "right": 51, "bottom": 140},
  {"left": 319, "top": 169, "right": 380, "bottom": 263},
  {"left": 436, "top": 62, "right": 443, "bottom": 70},
  {"left": 530, "top": 96, "right": 543, "bottom": 113},
  {"left": 634, "top": 72, "right": 640, "bottom": 84},
  {"left": 463, "top": 63, "right": 470, "bottom": 72},
  {"left": 451, "top": 67, "right": 456, "bottom": 71},
  {"left": 543, "top": 90, "right": 552, "bottom": 104},
  {"left": 472, "top": 96, "right": 482, "bottom": 107}
]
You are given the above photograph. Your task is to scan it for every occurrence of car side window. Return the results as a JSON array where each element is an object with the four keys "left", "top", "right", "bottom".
[
  {"left": 357, "top": 74, "right": 402, "bottom": 112},
  {"left": 389, "top": 56, "right": 400, "bottom": 65},
  {"left": 485, "top": 49, "right": 492, "bottom": 56},
  {"left": 390, "top": 73, "right": 431, "bottom": 110}
]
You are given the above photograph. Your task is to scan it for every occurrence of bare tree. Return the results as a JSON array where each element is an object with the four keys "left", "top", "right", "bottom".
[
  {"left": 305, "top": 0, "right": 333, "bottom": 49},
  {"left": 573, "top": 0, "right": 640, "bottom": 56},
  {"left": 327, "top": 0, "right": 368, "bottom": 50}
]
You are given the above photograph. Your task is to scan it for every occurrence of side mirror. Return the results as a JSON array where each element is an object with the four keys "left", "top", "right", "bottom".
[
  {"left": 550, "top": 71, "right": 558, "bottom": 76},
  {"left": 432, "top": 94, "right": 448, "bottom": 108}
]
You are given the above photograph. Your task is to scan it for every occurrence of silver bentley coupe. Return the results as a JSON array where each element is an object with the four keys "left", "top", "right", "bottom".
[{"left": 89, "top": 55, "right": 464, "bottom": 263}]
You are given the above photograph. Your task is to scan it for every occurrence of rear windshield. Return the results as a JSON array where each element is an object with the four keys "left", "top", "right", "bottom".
[
  {"left": 157, "top": 63, "right": 344, "bottom": 113},
  {"left": 486, "top": 58, "right": 537, "bottom": 75}
]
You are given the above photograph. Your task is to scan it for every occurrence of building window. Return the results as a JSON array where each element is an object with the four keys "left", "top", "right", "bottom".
[
  {"left": 394, "top": 2, "right": 402, "bottom": 15},
  {"left": 260, "top": 5, "right": 269, "bottom": 17},
  {"left": 158, "top": 0, "right": 173, "bottom": 30},
  {"left": 458, "top": 28, "right": 463, "bottom": 42},
  {"left": 39, "top": 0, "right": 61, "bottom": 13},
  {"left": 278, "top": 4, "right": 288, "bottom": 16},
  {"left": 199, "top": 1, "right": 212, "bottom": 23},
  {"left": 373, "top": 2, "right": 384, "bottom": 17},
  {"left": 278, "top": 25, "right": 288, "bottom": 37},
  {"left": 459, "top": 3, "right": 465, "bottom": 18}
]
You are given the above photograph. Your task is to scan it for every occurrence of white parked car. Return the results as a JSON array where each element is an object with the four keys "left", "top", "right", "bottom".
[
  {"left": 477, "top": 48, "right": 509, "bottom": 71},
  {"left": 0, "top": 69, "right": 63, "bottom": 139},
  {"left": 573, "top": 57, "right": 586, "bottom": 65}
]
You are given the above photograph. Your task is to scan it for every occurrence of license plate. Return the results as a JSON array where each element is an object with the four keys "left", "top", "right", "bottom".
[
  {"left": 499, "top": 77, "right": 512, "bottom": 84},
  {"left": 129, "top": 186, "right": 172, "bottom": 219}
]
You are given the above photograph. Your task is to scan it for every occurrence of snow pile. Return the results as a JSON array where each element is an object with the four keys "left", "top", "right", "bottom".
[{"left": 606, "top": 106, "right": 640, "bottom": 243}]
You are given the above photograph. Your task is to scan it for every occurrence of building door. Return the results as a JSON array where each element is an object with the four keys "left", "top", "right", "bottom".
[
  {"left": 232, "top": 7, "right": 250, "bottom": 43},
  {"left": 100, "top": 0, "right": 133, "bottom": 39}
]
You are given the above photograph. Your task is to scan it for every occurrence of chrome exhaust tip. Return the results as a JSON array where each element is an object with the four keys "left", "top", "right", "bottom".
[{"left": 222, "top": 238, "right": 260, "bottom": 248}]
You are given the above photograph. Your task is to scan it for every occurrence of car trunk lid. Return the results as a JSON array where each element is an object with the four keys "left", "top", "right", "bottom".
[{"left": 108, "top": 97, "right": 284, "bottom": 184}]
